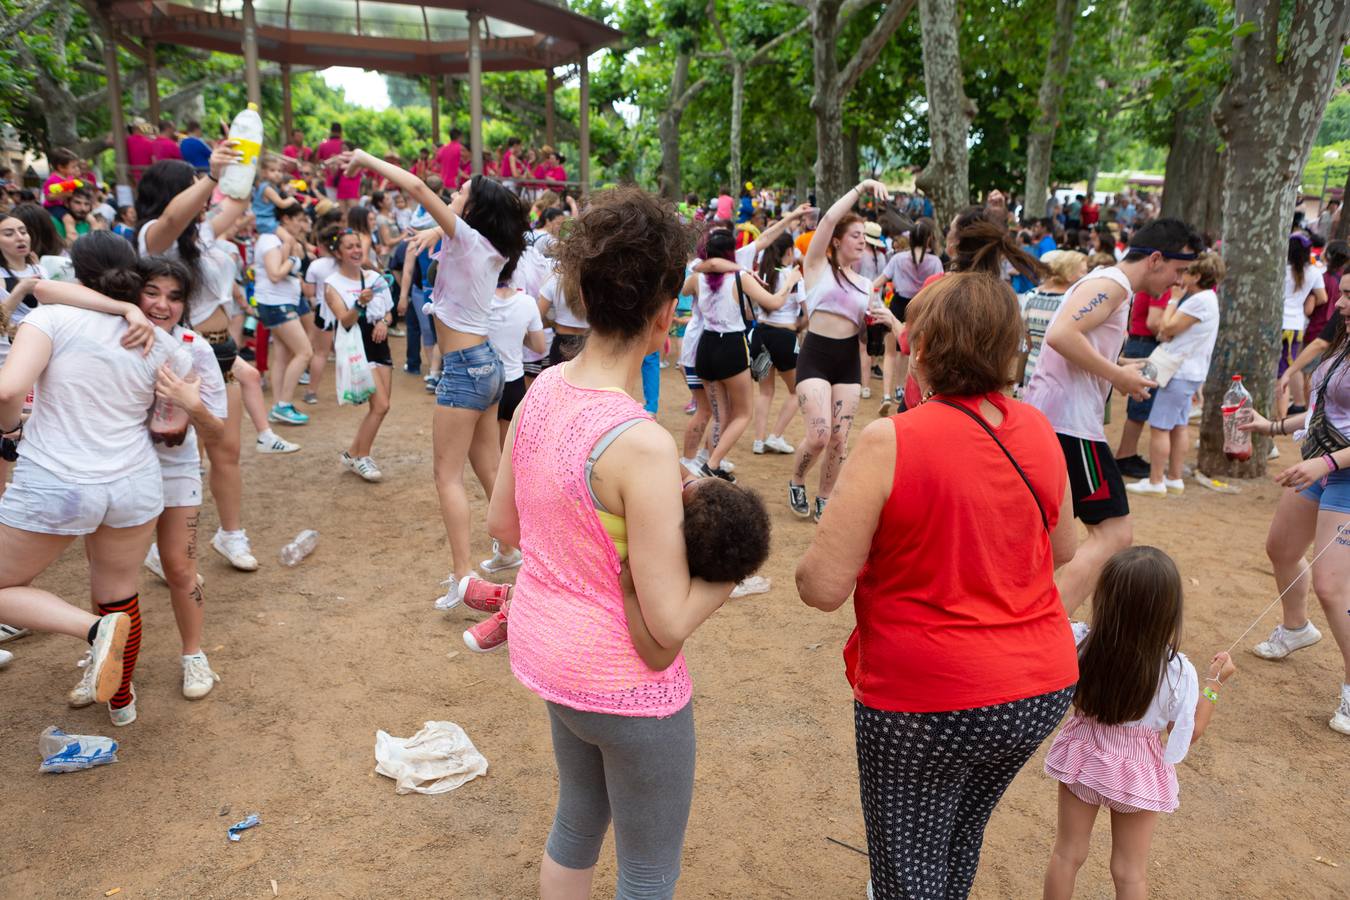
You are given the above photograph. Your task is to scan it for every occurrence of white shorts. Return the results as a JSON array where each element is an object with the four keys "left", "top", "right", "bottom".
[
  {"left": 161, "top": 463, "right": 203, "bottom": 508},
  {"left": 0, "top": 457, "right": 163, "bottom": 535}
]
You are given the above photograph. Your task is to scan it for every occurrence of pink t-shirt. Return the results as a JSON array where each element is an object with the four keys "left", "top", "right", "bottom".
[
  {"left": 499, "top": 151, "right": 520, "bottom": 180},
  {"left": 41, "top": 173, "right": 69, "bottom": 208},
  {"left": 508, "top": 365, "right": 691, "bottom": 717},
  {"left": 316, "top": 138, "right": 344, "bottom": 161},
  {"left": 716, "top": 194, "right": 734, "bottom": 221},
  {"left": 127, "top": 133, "right": 154, "bottom": 172},
  {"left": 435, "top": 141, "right": 463, "bottom": 183},
  {"left": 283, "top": 143, "right": 312, "bottom": 162},
  {"left": 151, "top": 136, "right": 182, "bottom": 161},
  {"left": 1023, "top": 266, "right": 1134, "bottom": 442},
  {"left": 533, "top": 163, "right": 566, "bottom": 185}
]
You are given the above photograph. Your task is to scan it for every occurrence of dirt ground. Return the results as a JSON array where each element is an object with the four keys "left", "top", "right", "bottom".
[{"left": 1, "top": 348, "right": 1347, "bottom": 899}]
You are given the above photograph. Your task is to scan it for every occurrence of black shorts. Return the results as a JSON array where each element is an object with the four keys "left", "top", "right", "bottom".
[
  {"left": 694, "top": 329, "right": 750, "bottom": 382},
  {"left": 549, "top": 333, "right": 586, "bottom": 366},
  {"left": 200, "top": 328, "right": 238, "bottom": 383},
  {"left": 498, "top": 376, "right": 526, "bottom": 421},
  {"left": 749, "top": 324, "right": 797, "bottom": 373},
  {"left": 795, "top": 331, "right": 861, "bottom": 385},
  {"left": 359, "top": 318, "right": 393, "bottom": 367},
  {"left": 522, "top": 359, "right": 545, "bottom": 378},
  {"left": 1057, "top": 433, "right": 1129, "bottom": 525},
  {"left": 865, "top": 322, "right": 889, "bottom": 357}
]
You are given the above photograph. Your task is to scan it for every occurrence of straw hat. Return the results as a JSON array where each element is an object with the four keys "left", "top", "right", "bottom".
[{"left": 864, "top": 221, "right": 886, "bottom": 248}]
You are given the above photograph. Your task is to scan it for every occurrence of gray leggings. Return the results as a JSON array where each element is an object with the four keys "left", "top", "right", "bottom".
[{"left": 545, "top": 700, "right": 695, "bottom": 900}]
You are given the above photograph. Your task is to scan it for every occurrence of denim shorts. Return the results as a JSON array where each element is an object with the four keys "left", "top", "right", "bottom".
[
  {"left": 0, "top": 457, "right": 163, "bottom": 535},
  {"left": 256, "top": 303, "right": 301, "bottom": 328},
  {"left": 1146, "top": 377, "right": 1202, "bottom": 431},
  {"left": 411, "top": 287, "right": 437, "bottom": 348},
  {"left": 1122, "top": 335, "right": 1158, "bottom": 422},
  {"left": 1300, "top": 470, "right": 1350, "bottom": 514},
  {"left": 435, "top": 341, "right": 504, "bottom": 411}
]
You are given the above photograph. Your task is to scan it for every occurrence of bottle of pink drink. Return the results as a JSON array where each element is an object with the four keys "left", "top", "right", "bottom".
[{"left": 150, "top": 332, "right": 195, "bottom": 447}]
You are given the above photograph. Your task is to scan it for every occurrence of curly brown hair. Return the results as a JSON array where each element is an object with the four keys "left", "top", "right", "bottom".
[
  {"left": 907, "top": 272, "right": 1022, "bottom": 397},
  {"left": 555, "top": 186, "right": 696, "bottom": 344},
  {"left": 682, "top": 479, "right": 771, "bottom": 584}
]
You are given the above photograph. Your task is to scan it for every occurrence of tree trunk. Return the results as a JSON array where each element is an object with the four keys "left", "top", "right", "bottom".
[
  {"left": 729, "top": 62, "right": 745, "bottom": 197},
  {"left": 843, "top": 126, "right": 861, "bottom": 187},
  {"left": 1022, "top": 0, "right": 1078, "bottom": 219},
  {"left": 1161, "top": 96, "right": 1225, "bottom": 237},
  {"left": 915, "top": 0, "right": 972, "bottom": 227},
  {"left": 1200, "top": 0, "right": 1350, "bottom": 478},
  {"left": 809, "top": 1, "right": 846, "bottom": 208},
  {"left": 796, "top": 165, "right": 811, "bottom": 206},
  {"left": 658, "top": 53, "right": 693, "bottom": 201}
]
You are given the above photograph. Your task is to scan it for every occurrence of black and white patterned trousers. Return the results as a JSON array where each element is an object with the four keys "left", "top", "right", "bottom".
[{"left": 854, "top": 686, "right": 1074, "bottom": 900}]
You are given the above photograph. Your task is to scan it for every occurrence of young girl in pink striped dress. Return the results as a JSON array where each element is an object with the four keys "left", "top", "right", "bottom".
[{"left": 1042, "top": 546, "right": 1236, "bottom": 899}]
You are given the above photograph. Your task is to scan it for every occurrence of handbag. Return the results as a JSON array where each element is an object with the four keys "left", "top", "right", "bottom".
[
  {"left": 931, "top": 399, "right": 1049, "bottom": 532},
  {"left": 1301, "top": 347, "right": 1350, "bottom": 461},
  {"left": 737, "top": 273, "right": 774, "bottom": 381},
  {"left": 1143, "top": 342, "right": 1185, "bottom": 389}
]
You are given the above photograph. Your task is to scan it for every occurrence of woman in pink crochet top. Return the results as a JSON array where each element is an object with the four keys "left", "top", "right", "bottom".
[{"left": 487, "top": 187, "right": 737, "bottom": 899}]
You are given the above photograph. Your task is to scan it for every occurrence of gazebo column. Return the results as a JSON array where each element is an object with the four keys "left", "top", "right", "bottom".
[
  {"left": 429, "top": 75, "right": 440, "bottom": 146},
  {"left": 468, "top": 11, "right": 483, "bottom": 176},
  {"left": 146, "top": 41, "right": 160, "bottom": 125},
  {"left": 578, "top": 48, "right": 590, "bottom": 195},
  {"left": 281, "top": 63, "right": 293, "bottom": 138},
  {"left": 99, "top": 12, "right": 130, "bottom": 190},
  {"left": 545, "top": 68, "right": 556, "bottom": 147},
  {"left": 242, "top": 0, "right": 261, "bottom": 107}
]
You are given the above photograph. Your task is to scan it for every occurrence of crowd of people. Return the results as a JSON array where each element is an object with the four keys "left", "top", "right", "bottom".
[{"left": 1, "top": 128, "right": 1348, "bottom": 900}]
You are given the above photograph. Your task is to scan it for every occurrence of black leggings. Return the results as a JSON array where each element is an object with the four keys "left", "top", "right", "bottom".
[{"left": 855, "top": 686, "right": 1074, "bottom": 900}]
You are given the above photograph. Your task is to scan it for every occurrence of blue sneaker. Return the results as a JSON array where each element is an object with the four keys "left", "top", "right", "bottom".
[{"left": 268, "top": 403, "right": 309, "bottom": 426}]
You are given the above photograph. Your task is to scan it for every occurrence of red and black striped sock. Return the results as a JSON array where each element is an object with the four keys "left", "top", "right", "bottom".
[{"left": 97, "top": 594, "right": 141, "bottom": 709}]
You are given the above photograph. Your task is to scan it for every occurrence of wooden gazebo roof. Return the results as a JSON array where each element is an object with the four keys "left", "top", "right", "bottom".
[{"left": 101, "top": 0, "right": 624, "bottom": 73}]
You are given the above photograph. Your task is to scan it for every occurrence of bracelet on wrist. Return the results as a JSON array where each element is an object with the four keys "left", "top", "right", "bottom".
[
  {"left": 1325, "top": 454, "right": 1339, "bottom": 473},
  {"left": 0, "top": 420, "right": 21, "bottom": 437},
  {"left": 204, "top": 172, "right": 218, "bottom": 183},
  {"left": 1201, "top": 686, "right": 1220, "bottom": 703}
]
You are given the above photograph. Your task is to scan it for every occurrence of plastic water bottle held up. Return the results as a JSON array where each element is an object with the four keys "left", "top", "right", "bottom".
[
  {"left": 279, "top": 529, "right": 319, "bottom": 567},
  {"left": 218, "top": 103, "right": 263, "bottom": 200},
  {"left": 1221, "top": 374, "right": 1254, "bottom": 461}
]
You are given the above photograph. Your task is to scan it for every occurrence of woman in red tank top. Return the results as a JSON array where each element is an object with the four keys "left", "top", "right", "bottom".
[{"left": 797, "top": 273, "right": 1080, "bottom": 900}]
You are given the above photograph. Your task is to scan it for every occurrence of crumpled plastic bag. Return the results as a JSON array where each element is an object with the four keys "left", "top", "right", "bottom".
[
  {"left": 39, "top": 726, "right": 118, "bottom": 773},
  {"left": 374, "top": 721, "right": 488, "bottom": 795}
]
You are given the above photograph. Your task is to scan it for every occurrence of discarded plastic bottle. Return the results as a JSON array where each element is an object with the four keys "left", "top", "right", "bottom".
[
  {"left": 1221, "top": 374, "right": 1254, "bottom": 461},
  {"left": 150, "top": 332, "right": 195, "bottom": 447},
  {"left": 279, "top": 529, "right": 319, "bottom": 567},
  {"left": 218, "top": 103, "right": 263, "bottom": 200}
]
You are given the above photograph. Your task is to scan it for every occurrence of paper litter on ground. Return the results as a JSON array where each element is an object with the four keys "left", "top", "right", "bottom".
[{"left": 374, "top": 721, "right": 488, "bottom": 795}]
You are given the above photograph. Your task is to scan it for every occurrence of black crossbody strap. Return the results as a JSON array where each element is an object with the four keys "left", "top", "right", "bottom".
[{"left": 931, "top": 399, "right": 1049, "bottom": 532}]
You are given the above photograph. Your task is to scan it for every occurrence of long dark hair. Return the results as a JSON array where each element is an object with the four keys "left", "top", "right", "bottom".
[
  {"left": 71, "top": 232, "right": 142, "bottom": 303},
  {"left": 1324, "top": 239, "right": 1350, "bottom": 276},
  {"left": 909, "top": 216, "right": 937, "bottom": 266},
  {"left": 463, "top": 174, "right": 526, "bottom": 283},
  {"left": 347, "top": 205, "right": 372, "bottom": 235},
  {"left": 700, "top": 228, "right": 737, "bottom": 293},
  {"left": 757, "top": 232, "right": 794, "bottom": 292},
  {"left": 1288, "top": 234, "right": 1311, "bottom": 289},
  {"left": 950, "top": 210, "right": 1047, "bottom": 283},
  {"left": 135, "top": 159, "right": 202, "bottom": 280},
  {"left": 10, "top": 202, "right": 61, "bottom": 259},
  {"left": 1075, "top": 547, "right": 1184, "bottom": 725}
]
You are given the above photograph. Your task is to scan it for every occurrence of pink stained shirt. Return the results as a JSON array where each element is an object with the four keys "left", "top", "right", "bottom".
[
  {"left": 435, "top": 141, "right": 463, "bottom": 184},
  {"left": 41, "top": 173, "right": 69, "bottom": 208},
  {"left": 507, "top": 366, "right": 693, "bottom": 717}
]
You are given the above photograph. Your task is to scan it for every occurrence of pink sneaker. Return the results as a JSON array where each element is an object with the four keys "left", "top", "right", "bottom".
[
  {"left": 683, "top": 400, "right": 697, "bottom": 415},
  {"left": 458, "top": 575, "right": 511, "bottom": 613},
  {"left": 463, "top": 611, "right": 508, "bottom": 652}
]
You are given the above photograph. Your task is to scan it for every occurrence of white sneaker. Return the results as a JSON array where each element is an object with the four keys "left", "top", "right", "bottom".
[
  {"left": 1253, "top": 622, "right": 1322, "bottom": 660},
  {"left": 861, "top": 387, "right": 872, "bottom": 399},
  {"left": 181, "top": 652, "right": 220, "bottom": 700},
  {"left": 342, "top": 451, "right": 383, "bottom": 482},
  {"left": 1164, "top": 477, "right": 1185, "bottom": 494},
  {"left": 69, "top": 652, "right": 97, "bottom": 708},
  {"left": 1126, "top": 478, "right": 1167, "bottom": 496},
  {"left": 256, "top": 432, "right": 301, "bottom": 454},
  {"left": 298, "top": 371, "right": 311, "bottom": 386},
  {"left": 109, "top": 685, "right": 136, "bottom": 727},
  {"left": 0, "top": 623, "right": 30, "bottom": 643},
  {"left": 434, "top": 577, "right": 462, "bottom": 611},
  {"left": 144, "top": 544, "right": 204, "bottom": 587},
  {"left": 680, "top": 457, "right": 703, "bottom": 478},
  {"left": 752, "top": 440, "right": 766, "bottom": 455},
  {"left": 1331, "top": 687, "right": 1350, "bottom": 736},
  {"left": 480, "top": 540, "right": 523, "bottom": 574},
  {"left": 765, "top": 434, "right": 795, "bottom": 454},
  {"left": 718, "top": 458, "right": 736, "bottom": 473},
  {"left": 0, "top": 647, "right": 12, "bottom": 668},
  {"left": 695, "top": 448, "right": 710, "bottom": 467},
  {"left": 212, "top": 529, "right": 259, "bottom": 571},
  {"left": 731, "top": 575, "right": 772, "bottom": 598}
]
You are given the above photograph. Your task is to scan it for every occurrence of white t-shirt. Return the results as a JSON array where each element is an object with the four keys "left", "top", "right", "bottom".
[
  {"left": 156, "top": 326, "right": 229, "bottom": 471},
  {"left": 759, "top": 268, "right": 802, "bottom": 327},
  {"left": 324, "top": 269, "right": 393, "bottom": 324},
  {"left": 1282, "top": 263, "right": 1325, "bottom": 331},
  {"left": 138, "top": 218, "right": 233, "bottom": 325},
  {"left": 17, "top": 305, "right": 170, "bottom": 482},
  {"left": 538, "top": 273, "right": 587, "bottom": 329},
  {"left": 305, "top": 256, "right": 340, "bottom": 326},
  {"left": 488, "top": 289, "right": 544, "bottom": 382},
  {"left": 253, "top": 232, "right": 301, "bottom": 307},
  {"left": 1165, "top": 289, "right": 1221, "bottom": 383},
  {"left": 1023, "top": 266, "right": 1134, "bottom": 442},
  {"left": 1, "top": 263, "right": 44, "bottom": 329},
  {"left": 734, "top": 243, "right": 758, "bottom": 271},
  {"left": 432, "top": 217, "right": 505, "bottom": 336},
  {"left": 1071, "top": 622, "right": 1198, "bottom": 765}
]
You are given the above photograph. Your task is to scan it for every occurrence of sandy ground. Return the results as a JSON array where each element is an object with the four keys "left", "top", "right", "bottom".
[{"left": 1, "top": 346, "right": 1347, "bottom": 899}]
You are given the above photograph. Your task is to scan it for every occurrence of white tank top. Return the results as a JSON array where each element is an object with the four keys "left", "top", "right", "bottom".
[
  {"left": 1023, "top": 266, "right": 1134, "bottom": 442},
  {"left": 803, "top": 268, "right": 869, "bottom": 330},
  {"left": 697, "top": 273, "right": 745, "bottom": 334}
]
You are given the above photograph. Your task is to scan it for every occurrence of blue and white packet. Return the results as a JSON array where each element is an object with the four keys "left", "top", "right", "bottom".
[{"left": 38, "top": 726, "right": 118, "bottom": 773}]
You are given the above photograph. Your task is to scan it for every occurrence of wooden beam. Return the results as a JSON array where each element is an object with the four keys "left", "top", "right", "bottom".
[
  {"left": 98, "top": 11, "right": 130, "bottom": 189},
  {"left": 146, "top": 40, "right": 160, "bottom": 124},
  {"left": 544, "top": 68, "right": 556, "bottom": 147},
  {"left": 429, "top": 74, "right": 440, "bottom": 145},
  {"left": 281, "top": 62, "right": 293, "bottom": 138}
]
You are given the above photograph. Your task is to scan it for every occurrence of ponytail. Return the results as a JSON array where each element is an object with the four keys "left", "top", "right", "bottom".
[{"left": 952, "top": 218, "right": 1048, "bottom": 283}]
